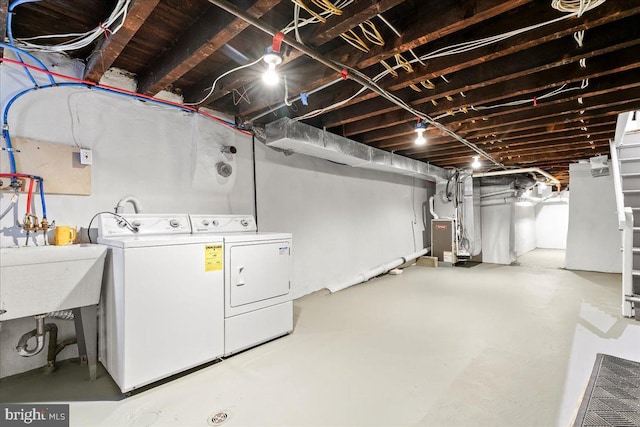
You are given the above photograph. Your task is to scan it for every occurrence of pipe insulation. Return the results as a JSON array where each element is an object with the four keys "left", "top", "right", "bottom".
[
  {"left": 327, "top": 248, "right": 430, "bottom": 293},
  {"left": 206, "top": 0, "right": 503, "bottom": 168}
]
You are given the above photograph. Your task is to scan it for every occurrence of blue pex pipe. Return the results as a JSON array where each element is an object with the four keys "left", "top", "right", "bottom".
[{"left": 0, "top": 42, "right": 55, "bottom": 85}]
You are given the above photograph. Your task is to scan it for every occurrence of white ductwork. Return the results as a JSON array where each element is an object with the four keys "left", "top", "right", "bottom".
[
  {"left": 327, "top": 248, "right": 430, "bottom": 293},
  {"left": 473, "top": 168, "right": 561, "bottom": 191},
  {"left": 265, "top": 118, "right": 449, "bottom": 183}
]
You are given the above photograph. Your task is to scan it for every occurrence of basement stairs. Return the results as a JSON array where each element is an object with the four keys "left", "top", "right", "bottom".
[{"left": 615, "top": 125, "right": 640, "bottom": 320}]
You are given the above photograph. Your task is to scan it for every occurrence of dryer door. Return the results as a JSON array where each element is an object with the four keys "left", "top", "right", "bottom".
[{"left": 227, "top": 240, "right": 291, "bottom": 315}]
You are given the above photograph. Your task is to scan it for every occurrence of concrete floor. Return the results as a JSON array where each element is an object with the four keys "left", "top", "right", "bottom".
[
  {"left": 5, "top": 250, "right": 640, "bottom": 426},
  {"left": 518, "top": 248, "right": 566, "bottom": 269}
]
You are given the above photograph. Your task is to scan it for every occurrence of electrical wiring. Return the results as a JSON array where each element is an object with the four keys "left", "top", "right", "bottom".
[
  {"left": 184, "top": 55, "right": 265, "bottom": 106},
  {"left": 0, "top": 54, "right": 252, "bottom": 169},
  {"left": 551, "top": 0, "right": 606, "bottom": 17},
  {"left": 359, "top": 20, "right": 385, "bottom": 46},
  {"left": 431, "top": 80, "right": 590, "bottom": 120},
  {"left": 340, "top": 30, "right": 370, "bottom": 53},
  {"left": 11, "top": 0, "right": 131, "bottom": 52}
]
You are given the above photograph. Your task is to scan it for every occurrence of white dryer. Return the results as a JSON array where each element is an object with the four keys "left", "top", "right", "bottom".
[
  {"left": 97, "top": 214, "right": 225, "bottom": 392},
  {"left": 190, "top": 215, "right": 293, "bottom": 356}
]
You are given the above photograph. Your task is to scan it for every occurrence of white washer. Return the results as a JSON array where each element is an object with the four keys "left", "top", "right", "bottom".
[
  {"left": 190, "top": 215, "right": 293, "bottom": 356},
  {"left": 97, "top": 214, "right": 224, "bottom": 392}
]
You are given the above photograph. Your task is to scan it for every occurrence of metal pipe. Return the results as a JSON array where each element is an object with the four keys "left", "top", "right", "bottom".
[
  {"left": 206, "top": 0, "right": 503, "bottom": 168},
  {"left": 16, "top": 314, "right": 47, "bottom": 357},
  {"left": 625, "top": 295, "right": 640, "bottom": 303},
  {"left": 250, "top": 78, "right": 343, "bottom": 122}
]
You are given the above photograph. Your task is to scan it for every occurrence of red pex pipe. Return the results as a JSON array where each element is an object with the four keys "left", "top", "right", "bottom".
[
  {"left": 25, "top": 178, "right": 34, "bottom": 215},
  {"left": 0, "top": 57, "right": 252, "bottom": 136}
]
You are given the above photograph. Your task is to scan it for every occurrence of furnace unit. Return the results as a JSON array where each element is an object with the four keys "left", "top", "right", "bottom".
[{"left": 431, "top": 219, "right": 456, "bottom": 264}]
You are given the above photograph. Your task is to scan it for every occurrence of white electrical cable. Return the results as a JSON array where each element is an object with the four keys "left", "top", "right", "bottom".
[
  {"left": 14, "top": 0, "right": 131, "bottom": 52},
  {"left": 551, "top": 0, "right": 606, "bottom": 17},
  {"left": 185, "top": 55, "right": 265, "bottom": 106},
  {"left": 295, "top": 12, "right": 577, "bottom": 121},
  {"left": 281, "top": 0, "right": 354, "bottom": 37}
]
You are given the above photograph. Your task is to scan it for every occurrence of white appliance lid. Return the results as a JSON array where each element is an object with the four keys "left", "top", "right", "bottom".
[{"left": 97, "top": 234, "right": 223, "bottom": 248}]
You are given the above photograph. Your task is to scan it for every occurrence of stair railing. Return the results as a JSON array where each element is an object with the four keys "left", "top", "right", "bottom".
[{"left": 610, "top": 111, "right": 634, "bottom": 317}]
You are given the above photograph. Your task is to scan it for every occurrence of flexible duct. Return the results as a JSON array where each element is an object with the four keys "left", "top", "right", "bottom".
[
  {"left": 473, "top": 168, "right": 561, "bottom": 191},
  {"left": 327, "top": 248, "right": 430, "bottom": 293}
]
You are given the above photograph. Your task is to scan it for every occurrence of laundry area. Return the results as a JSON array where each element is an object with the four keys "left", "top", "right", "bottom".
[{"left": 1, "top": 1, "right": 640, "bottom": 426}]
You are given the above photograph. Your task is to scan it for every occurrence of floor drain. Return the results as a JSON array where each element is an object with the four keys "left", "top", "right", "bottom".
[{"left": 208, "top": 411, "right": 229, "bottom": 426}]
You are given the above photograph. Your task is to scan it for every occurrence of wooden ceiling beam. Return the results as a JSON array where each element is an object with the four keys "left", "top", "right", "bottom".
[
  {"left": 185, "top": 0, "right": 405, "bottom": 105},
  {"left": 401, "top": 125, "right": 615, "bottom": 158},
  {"left": 323, "top": 16, "right": 640, "bottom": 128},
  {"left": 364, "top": 112, "right": 617, "bottom": 148},
  {"left": 234, "top": 0, "right": 531, "bottom": 116},
  {"left": 84, "top": 0, "right": 160, "bottom": 82},
  {"left": 440, "top": 142, "right": 610, "bottom": 167},
  {"left": 352, "top": 0, "right": 532, "bottom": 70},
  {"left": 370, "top": 100, "right": 632, "bottom": 152},
  {"left": 355, "top": 60, "right": 640, "bottom": 146},
  {"left": 415, "top": 134, "right": 613, "bottom": 162},
  {"left": 341, "top": 69, "right": 640, "bottom": 138},
  {"left": 136, "top": 0, "right": 281, "bottom": 95},
  {"left": 292, "top": 0, "right": 640, "bottom": 124}
]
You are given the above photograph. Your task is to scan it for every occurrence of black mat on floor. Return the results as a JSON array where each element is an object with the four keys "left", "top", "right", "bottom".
[
  {"left": 454, "top": 261, "right": 482, "bottom": 268},
  {"left": 573, "top": 354, "right": 640, "bottom": 427}
]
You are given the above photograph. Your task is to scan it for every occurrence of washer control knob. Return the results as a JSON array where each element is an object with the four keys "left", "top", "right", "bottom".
[
  {"left": 201, "top": 219, "right": 210, "bottom": 226},
  {"left": 132, "top": 220, "right": 141, "bottom": 227},
  {"left": 212, "top": 220, "right": 219, "bottom": 227},
  {"left": 169, "top": 219, "right": 180, "bottom": 228},
  {"left": 240, "top": 219, "right": 249, "bottom": 227}
]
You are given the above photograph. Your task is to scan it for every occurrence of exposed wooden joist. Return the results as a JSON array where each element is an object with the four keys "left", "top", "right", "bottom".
[
  {"left": 233, "top": 0, "right": 531, "bottom": 116},
  {"left": 417, "top": 134, "right": 613, "bottom": 162},
  {"left": 320, "top": 16, "right": 640, "bottom": 128},
  {"left": 343, "top": 63, "right": 640, "bottom": 138},
  {"left": 283, "top": 0, "right": 640, "bottom": 124},
  {"left": 84, "top": 0, "right": 160, "bottom": 82},
  {"left": 185, "top": 0, "right": 405, "bottom": 104},
  {"left": 137, "top": 0, "right": 281, "bottom": 95}
]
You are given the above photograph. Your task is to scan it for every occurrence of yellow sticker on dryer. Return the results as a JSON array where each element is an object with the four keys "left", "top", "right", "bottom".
[{"left": 205, "top": 244, "right": 223, "bottom": 272}]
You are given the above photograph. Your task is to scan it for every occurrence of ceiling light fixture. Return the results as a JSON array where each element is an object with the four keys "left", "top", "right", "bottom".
[
  {"left": 262, "top": 32, "right": 285, "bottom": 86},
  {"left": 471, "top": 155, "right": 481, "bottom": 169},
  {"left": 262, "top": 48, "right": 282, "bottom": 85},
  {"left": 414, "top": 120, "right": 427, "bottom": 145}
]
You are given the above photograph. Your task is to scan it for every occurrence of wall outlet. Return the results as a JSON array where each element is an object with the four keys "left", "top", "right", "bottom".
[{"left": 80, "top": 149, "right": 93, "bottom": 165}]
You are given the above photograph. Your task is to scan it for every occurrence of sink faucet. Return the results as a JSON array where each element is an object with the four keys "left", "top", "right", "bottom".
[{"left": 114, "top": 196, "right": 144, "bottom": 214}]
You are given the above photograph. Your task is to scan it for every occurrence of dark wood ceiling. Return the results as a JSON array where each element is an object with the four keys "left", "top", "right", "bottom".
[{"left": 5, "top": 0, "right": 640, "bottom": 186}]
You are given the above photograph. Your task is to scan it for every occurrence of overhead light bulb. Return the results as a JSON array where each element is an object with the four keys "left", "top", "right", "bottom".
[
  {"left": 263, "top": 63, "right": 279, "bottom": 85},
  {"left": 471, "top": 155, "right": 481, "bottom": 169},
  {"left": 262, "top": 48, "right": 282, "bottom": 86},
  {"left": 414, "top": 120, "right": 427, "bottom": 145}
]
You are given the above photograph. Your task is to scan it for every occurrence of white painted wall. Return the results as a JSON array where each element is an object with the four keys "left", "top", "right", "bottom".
[
  {"left": 514, "top": 203, "right": 537, "bottom": 256},
  {"left": 0, "top": 55, "right": 431, "bottom": 377},
  {"left": 255, "top": 146, "right": 432, "bottom": 299},
  {"left": 535, "top": 194, "right": 570, "bottom": 249},
  {"left": 566, "top": 163, "right": 621, "bottom": 273}
]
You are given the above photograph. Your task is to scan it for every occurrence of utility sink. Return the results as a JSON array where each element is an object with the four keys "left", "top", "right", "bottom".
[{"left": 0, "top": 244, "right": 107, "bottom": 321}]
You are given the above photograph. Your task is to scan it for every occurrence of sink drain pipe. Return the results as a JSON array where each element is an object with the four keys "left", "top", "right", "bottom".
[
  {"left": 327, "top": 248, "right": 430, "bottom": 293},
  {"left": 16, "top": 312, "right": 78, "bottom": 372}
]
